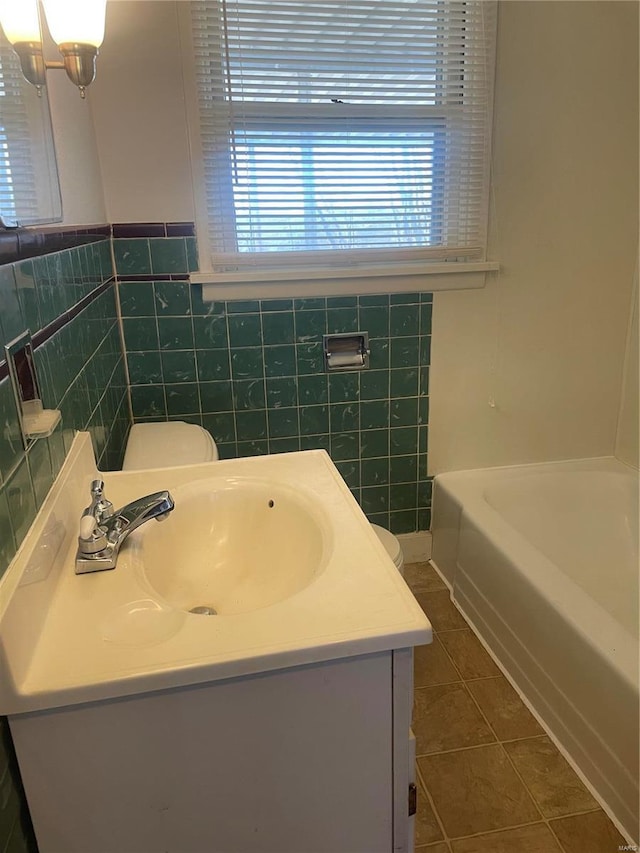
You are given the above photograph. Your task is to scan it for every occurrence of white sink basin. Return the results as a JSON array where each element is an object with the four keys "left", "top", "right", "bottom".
[{"left": 133, "top": 478, "right": 329, "bottom": 615}]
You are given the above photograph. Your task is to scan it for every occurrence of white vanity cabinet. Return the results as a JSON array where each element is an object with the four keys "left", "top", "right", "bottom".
[{"left": 10, "top": 647, "right": 415, "bottom": 853}]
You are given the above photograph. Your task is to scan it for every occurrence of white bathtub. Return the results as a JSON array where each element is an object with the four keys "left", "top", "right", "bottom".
[{"left": 431, "top": 456, "right": 639, "bottom": 842}]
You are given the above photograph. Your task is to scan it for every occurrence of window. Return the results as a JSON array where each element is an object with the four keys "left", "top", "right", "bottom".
[
  {"left": 0, "top": 31, "right": 61, "bottom": 228},
  {"left": 191, "top": 0, "right": 497, "bottom": 282}
]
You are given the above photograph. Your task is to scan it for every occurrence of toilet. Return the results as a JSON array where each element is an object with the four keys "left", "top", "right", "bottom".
[{"left": 122, "top": 421, "right": 404, "bottom": 575}]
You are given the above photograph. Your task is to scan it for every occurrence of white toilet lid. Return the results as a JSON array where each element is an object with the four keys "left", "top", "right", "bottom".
[
  {"left": 371, "top": 523, "right": 403, "bottom": 569},
  {"left": 122, "top": 421, "right": 218, "bottom": 470}
]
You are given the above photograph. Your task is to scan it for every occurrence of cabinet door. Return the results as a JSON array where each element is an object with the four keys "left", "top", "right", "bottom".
[{"left": 392, "top": 647, "right": 415, "bottom": 853}]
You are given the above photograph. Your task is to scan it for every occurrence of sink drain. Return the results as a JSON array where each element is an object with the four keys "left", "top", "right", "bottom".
[{"left": 189, "top": 605, "right": 218, "bottom": 616}]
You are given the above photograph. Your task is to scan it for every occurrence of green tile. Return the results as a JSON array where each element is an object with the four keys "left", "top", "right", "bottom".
[
  {"left": 390, "top": 427, "right": 419, "bottom": 456},
  {"left": 216, "top": 442, "right": 238, "bottom": 460},
  {"left": 235, "top": 409, "right": 267, "bottom": 441},
  {"left": 359, "top": 399, "right": 389, "bottom": 430},
  {"left": 298, "top": 374, "right": 328, "bottom": 405},
  {"left": 419, "top": 367, "right": 430, "bottom": 396},
  {"left": 390, "top": 292, "right": 420, "bottom": 305},
  {"left": 390, "top": 367, "right": 419, "bottom": 398},
  {"left": 360, "top": 369, "right": 389, "bottom": 401},
  {"left": 266, "top": 377, "right": 298, "bottom": 409},
  {"left": 228, "top": 313, "right": 262, "bottom": 347},
  {"left": 359, "top": 294, "right": 388, "bottom": 307},
  {"left": 334, "top": 459, "right": 359, "bottom": 489},
  {"left": 127, "top": 351, "right": 163, "bottom": 385},
  {"left": 361, "top": 485, "right": 389, "bottom": 515},
  {"left": 13, "top": 260, "right": 41, "bottom": 334},
  {"left": 122, "top": 317, "right": 159, "bottom": 351},
  {"left": 390, "top": 454, "right": 418, "bottom": 484},
  {"left": 265, "top": 345, "right": 297, "bottom": 378},
  {"left": 4, "top": 458, "right": 36, "bottom": 546},
  {"left": 299, "top": 404, "right": 329, "bottom": 436},
  {"left": 0, "top": 266, "right": 25, "bottom": 348},
  {"left": 165, "top": 383, "right": 200, "bottom": 415},
  {"left": 293, "top": 297, "right": 325, "bottom": 311},
  {"left": 390, "top": 304, "right": 420, "bottom": 336},
  {"left": 186, "top": 237, "right": 199, "bottom": 271},
  {"left": 0, "top": 489, "right": 16, "bottom": 578},
  {"left": 327, "top": 296, "right": 357, "bottom": 308},
  {"left": 329, "top": 402, "right": 359, "bottom": 433},
  {"left": 391, "top": 397, "right": 419, "bottom": 427},
  {"left": 197, "top": 350, "right": 230, "bottom": 381},
  {"left": 359, "top": 428, "right": 389, "bottom": 458},
  {"left": 391, "top": 337, "right": 420, "bottom": 368},
  {"left": 328, "top": 372, "right": 359, "bottom": 402},
  {"left": 113, "top": 239, "right": 151, "bottom": 275},
  {"left": 260, "top": 299, "right": 293, "bottom": 312},
  {"left": 158, "top": 317, "right": 194, "bottom": 350},
  {"left": 417, "top": 507, "right": 431, "bottom": 530},
  {"left": 193, "top": 315, "right": 229, "bottom": 349},
  {"left": 295, "top": 342, "right": 323, "bottom": 375},
  {"left": 294, "top": 309, "right": 326, "bottom": 343},
  {"left": 231, "top": 348, "right": 264, "bottom": 380},
  {"left": 368, "top": 339, "right": 389, "bottom": 370},
  {"left": 225, "top": 300, "right": 260, "bottom": 314},
  {"left": 418, "top": 395, "right": 430, "bottom": 425},
  {"left": 358, "top": 305, "right": 389, "bottom": 339},
  {"left": 130, "top": 385, "right": 166, "bottom": 418},
  {"left": 268, "top": 436, "right": 300, "bottom": 454},
  {"left": 161, "top": 350, "right": 197, "bottom": 383},
  {"left": 390, "top": 510, "right": 417, "bottom": 534},
  {"left": 361, "top": 457, "right": 389, "bottom": 487},
  {"left": 300, "top": 433, "right": 331, "bottom": 452},
  {"left": 390, "top": 482, "right": 417, "bottom": 511},
  {"left": 420, "top": 293, "right": 433, "bottom": 303},
  {"left": 418, "top": 479, "right": 433, "bottom": 507},
  {"left": 236, "top": 439, "right": 267, "bottom": 456},
  {"left": 420, "top": 336, "right": 432, "bottom": 366},
  {"left": 232, "top": 379, "right": 265, "bottom": 410},
  {"left": 149, "top": 238, "right": 188, "bottom": 274},
  {"left": 327, "top": 307, "right": 358, "bottom": 334},
  {"left": 118, "top": 282, "right": 156, "bottom": 317},
  {"left": 267, "top": 407, "right": 298, "bottom": 438},
  {"left": 154, "top": 280, "right": 191, "bottom": 315},
  {"left": 420, "top": 302, "right": 433, "bottom": 332},
  {"left": 367, "top": 511, "right": 390, "bottom": 528},
  {"left": 27, "top": 439, "right": 53, "bottom": 510},
  {"left": 0, "top": 380, "right": 22, "bottom": 481},
  {"left": 191, "top": 286, "right": 225, "bottom": 317},
  {"left": 330, "top": 431, "right": 359, "bottom": 461},
  {"left": 202, "top": 411, "right": 236, "bottom": 443},
  {"left": 261, "top": 311, "right": 295, "bottom": 345}
]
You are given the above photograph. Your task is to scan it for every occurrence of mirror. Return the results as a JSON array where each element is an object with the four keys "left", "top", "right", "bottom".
[
  {"left": 0, "top": 30, "right": 62, "bottom": 227},
  {"left": 5, "top": 331, "right": 60, "bottom": 448}
]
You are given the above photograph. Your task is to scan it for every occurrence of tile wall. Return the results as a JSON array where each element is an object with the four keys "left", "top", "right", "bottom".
[
  {"left": 115, "top": 223, "right": 433, "bottom": 534},
  {"left": 0, "top": 230, "right": 128, "bottom": 853}
]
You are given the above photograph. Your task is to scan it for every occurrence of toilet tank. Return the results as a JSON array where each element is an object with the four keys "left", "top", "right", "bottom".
[{"left": 122, "top": 422, "right": 219, "bottom": 471}]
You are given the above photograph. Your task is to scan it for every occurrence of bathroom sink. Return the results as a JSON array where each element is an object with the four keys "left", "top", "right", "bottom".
[{"left": 131, "top": 478, "right": 330, "bottom": 615}]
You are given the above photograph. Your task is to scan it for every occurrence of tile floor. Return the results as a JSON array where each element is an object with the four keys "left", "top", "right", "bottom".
[{"left": 404, "top": 561, "right": 629, "bottom": 853}]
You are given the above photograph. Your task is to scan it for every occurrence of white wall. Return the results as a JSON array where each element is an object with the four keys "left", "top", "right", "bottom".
[
  {"left": 428, "top": 1, "right": 638, "bottom": 473},
  {"left": 615, "top": 274, "right": 639, "bottom": 470},
  {"left": 44, "top": 36, "right": 107, "bottom": 225},
  {"left": 88, "top": 1, "right": 195, "bottom": 223}
]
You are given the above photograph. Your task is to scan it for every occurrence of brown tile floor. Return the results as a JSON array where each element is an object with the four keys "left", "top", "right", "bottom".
[{"left": 404, "top": 561, "right": 629, "bottom": 853}]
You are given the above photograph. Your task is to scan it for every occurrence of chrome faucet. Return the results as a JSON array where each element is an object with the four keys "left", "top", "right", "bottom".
[{"left": 75, "top": 479, "right": 175, "bottom": 574}]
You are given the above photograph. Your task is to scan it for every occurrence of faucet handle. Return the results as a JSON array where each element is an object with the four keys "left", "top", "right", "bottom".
[
  {"left": 89, "top": 479, "right": 114, "bottom": 522},
  {"left": 78, "top": 515, "right": 108, "bottom": 555}
]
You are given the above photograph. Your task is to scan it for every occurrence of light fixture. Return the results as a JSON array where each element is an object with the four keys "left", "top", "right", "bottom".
[{"left": 0, "top": 0, "right": 106, "bottom": 98}]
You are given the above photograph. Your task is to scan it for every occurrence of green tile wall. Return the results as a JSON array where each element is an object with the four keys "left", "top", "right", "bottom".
[
  {"left": 0, "top": 237, "right": 129, "bottom": 853},
  {"left": 118, "top": 270, "right": 433, "bottom": 534}
]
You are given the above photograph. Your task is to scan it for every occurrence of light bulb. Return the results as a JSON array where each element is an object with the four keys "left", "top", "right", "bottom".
[
  {"left": 0, "top": 0, "right": 41, "bottom": 46},
  {"left": 41, "top": 0, "right": 106, "bottom": 49}
]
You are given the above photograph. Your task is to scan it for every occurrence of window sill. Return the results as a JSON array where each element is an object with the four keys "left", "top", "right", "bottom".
[{"left": 191, "top": 261, "right": 499, "bottom": 301}]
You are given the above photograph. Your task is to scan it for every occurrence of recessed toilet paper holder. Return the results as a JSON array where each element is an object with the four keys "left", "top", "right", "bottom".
[{"left": 323, "top": 332, "right": 370, "bottom": 372}]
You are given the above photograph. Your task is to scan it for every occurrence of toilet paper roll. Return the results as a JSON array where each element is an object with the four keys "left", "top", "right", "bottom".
[{"left": 327, "top": 351, "right": 364, "bottom": 369}]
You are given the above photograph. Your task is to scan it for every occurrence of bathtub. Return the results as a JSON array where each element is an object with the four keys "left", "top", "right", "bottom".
[{"left": 431, "top": 457, "right": 639, "bottom": 842}]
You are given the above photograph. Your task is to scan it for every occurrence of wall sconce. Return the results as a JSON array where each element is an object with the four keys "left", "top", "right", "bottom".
[{"left": 0, "top": 0, "right": 106, "bottom": 99}]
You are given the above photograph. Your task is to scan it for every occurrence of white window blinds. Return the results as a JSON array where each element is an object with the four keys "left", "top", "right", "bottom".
[
  {"left": 0, "top": 33, "right": 61, "bottom": 228},
  {"left": 191, "top": 0, "right": 497, "bottom": 277}
]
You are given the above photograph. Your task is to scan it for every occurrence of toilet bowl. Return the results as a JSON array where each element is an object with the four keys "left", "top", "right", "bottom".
[
  {"left": 122, "top": 421, "right": 404, "bottom": 574},
  {"left": 122, "top": 421, "right": 219, "bottom": 471}
]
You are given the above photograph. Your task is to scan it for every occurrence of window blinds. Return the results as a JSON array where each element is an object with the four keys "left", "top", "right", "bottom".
[{"left": 191, "top": 0, "right": 497, "bottom": 275}]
